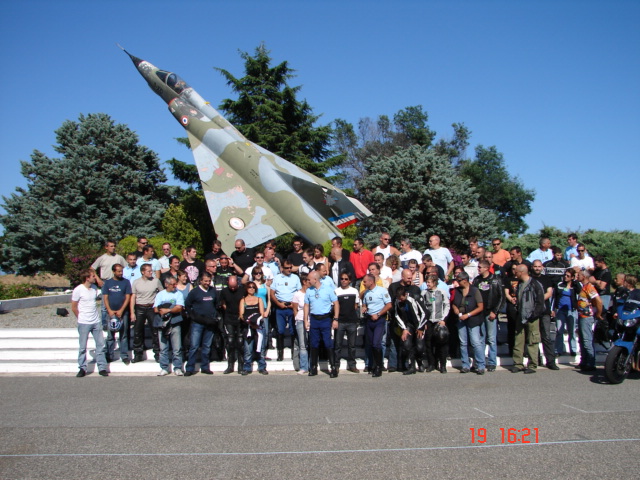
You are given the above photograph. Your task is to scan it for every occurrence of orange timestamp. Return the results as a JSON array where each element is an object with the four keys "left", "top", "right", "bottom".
[{"left": 470, "top": 427, "right": 539, "bottom": 444}]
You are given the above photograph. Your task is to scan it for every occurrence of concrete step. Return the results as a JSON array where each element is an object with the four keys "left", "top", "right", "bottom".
[{"left": 0, "top": 327, "right": 609, "bottom": 374}]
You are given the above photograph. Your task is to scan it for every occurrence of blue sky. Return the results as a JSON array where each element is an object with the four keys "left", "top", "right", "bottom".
[{"left": 1, "top": 0, "right": 638, "bottom": 235}]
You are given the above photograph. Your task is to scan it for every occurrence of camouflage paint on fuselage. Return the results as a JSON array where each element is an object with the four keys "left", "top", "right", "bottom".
[{"left": 122, "top": 47, "right": 371, "bottom": 250}]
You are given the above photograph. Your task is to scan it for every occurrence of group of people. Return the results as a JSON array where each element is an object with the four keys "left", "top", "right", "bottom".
[{"left": 71, "top": 232, "right": 638, "bottom": 378}]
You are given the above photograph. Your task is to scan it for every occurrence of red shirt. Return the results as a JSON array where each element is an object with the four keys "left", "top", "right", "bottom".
[{"left": 350, "top": 249, "right": 375, "bottom": 279}]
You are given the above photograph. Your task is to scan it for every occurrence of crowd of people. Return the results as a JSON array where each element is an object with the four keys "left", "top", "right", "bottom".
[{"left": 71, "top": 232, "right": 639, "bottom": 378}]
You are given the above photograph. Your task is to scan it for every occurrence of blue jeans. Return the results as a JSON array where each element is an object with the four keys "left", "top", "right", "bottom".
[
  {"left": 578, "top": 316, "right": 595, "bottom": 368},
  {"left": 159, "top": 324, "right": 183, "bottom": 372},
  {"left": 101, "top": 302, "right": 108, "bottom": 330},
  {"left": 555, "top": 308, "right": 577, "bottom": 354},
  {"left": 244, "top": 330, "right": 267, "bottom": 372},
  {"left": 276, "top": 308, "right": 295, "bottom": 335},
  {"left": 78, "top": 322, "right": 107, "bottom": 371},
  {"left": 484, "top": 315, "right": 498, "bottom": 367},
  {"left": 186, "top": 322, "right": 214, "bottom": 373},
  {"left": 293, "top": 320, "right": 309, "bottom": 371},
  {"left": 457, "top": 321, "right": 485, "bottom": 370},
  {"left": 105, "top": 311, "right": 130, "bottom": 361},
  {"left": 386, "top": 322, "right": 400, "bottom": 369},
  {"left": 261, "top": 316, "right": 270, "bottom": 353}
]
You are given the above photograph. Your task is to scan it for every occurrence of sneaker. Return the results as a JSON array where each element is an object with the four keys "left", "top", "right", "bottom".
[
  {"left": 476, "top": 369, "right": 485, "bottom": 375},
  {"left": 258, "top": 369, "right": 269, "bottom": 375},
  {"left": 122, "top": 358, "right": 130, "bottom": 366},
  {"left": 460, "top": 368, "right": 470, "bottom": 374},
  {"left": 201, "top": 369, "right": 214, "bottom": 375},
  {"left": 470, "top": 366, "right": 478, "bottom": 373},
  {"left": 158, "top": 369, "right": 169, "bottom": 376},
  {"left": 297, "top": 370, "right": 308, "bottom": 375},
  {"left": 184, "top": 371, "right": 193, "bottom": 377},
  {"left": 487, "top": 366, "right": 496, "bottom": 372},
  {"left": 174, "top": 369, "right": 184, "bottom": 376},
  {"left": 99, "top": 370, "right": 109, "bottom": 377},
  {"left": 76, "top": 369, "right": 86, "bottom": 378},
  {"left": 387, "top": 367, "right": 397, "bottom": 373},
  {"left": 241, "top": 370, "right": 251, "bottom": 376}
]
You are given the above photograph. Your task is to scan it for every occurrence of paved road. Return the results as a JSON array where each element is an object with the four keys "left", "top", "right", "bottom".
[{"left": 1, "top": 368, "right": 638, "bottom": 479}]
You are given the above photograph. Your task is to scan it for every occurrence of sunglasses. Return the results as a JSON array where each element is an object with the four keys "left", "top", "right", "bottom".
[
  {"left": 255, "top": 256, "right": 264, "bottom": 259},
  {"left": 577, "top": 249, "right": 585, "bottom": 252}
]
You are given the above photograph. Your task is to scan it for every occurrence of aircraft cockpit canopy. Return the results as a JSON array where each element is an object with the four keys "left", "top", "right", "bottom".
[{"left": 155, "top": 70, "right": 189, "bottom": 94}]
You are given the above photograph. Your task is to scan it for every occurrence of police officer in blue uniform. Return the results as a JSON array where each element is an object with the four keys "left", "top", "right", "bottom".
[
  {"left": 270, "top": 261, "right": 302, "bottom": 361},
  {"left": 304, "top": 271, "right": 340, "bottom": 377},
  {"left": 362, "top": 274, "right": 393, "bottom": 377}
]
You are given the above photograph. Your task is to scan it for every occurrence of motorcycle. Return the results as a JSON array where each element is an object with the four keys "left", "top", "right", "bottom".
[{"left": 604, "top": 306, "right": 640, "bottom": 384}]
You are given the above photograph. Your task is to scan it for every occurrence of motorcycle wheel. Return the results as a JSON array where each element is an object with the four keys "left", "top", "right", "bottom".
[{"left": 604, "top": 345, "right": 629, "bottom": 384}]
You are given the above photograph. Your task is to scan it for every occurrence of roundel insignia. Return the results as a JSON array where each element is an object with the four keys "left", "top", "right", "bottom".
[
  {"left": 229, "top": 217, "right": 245, "bottom": 230},
  {"left": 181, "top": 116, "right": 189, "bottom": 126}
]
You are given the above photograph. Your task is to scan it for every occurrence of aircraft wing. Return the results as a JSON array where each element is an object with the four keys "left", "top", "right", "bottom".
[{"left": 187, "top": 131, "right": 292, "bottom": 248}]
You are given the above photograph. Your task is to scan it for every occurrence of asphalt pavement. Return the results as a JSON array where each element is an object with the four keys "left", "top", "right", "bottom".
[{"left": 1, "top": 368, "right": 639, "bottom": 479}]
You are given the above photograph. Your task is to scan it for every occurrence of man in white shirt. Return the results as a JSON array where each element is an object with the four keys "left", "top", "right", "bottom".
[
  {"left": 423, "top": 235, "right": 454, "bottom": 279},
  {"left": 71, "top": 269, "right": 108, "bottom": 377},
  {"left": 399, "top": 238, "right": 422, "bottom": 269}
]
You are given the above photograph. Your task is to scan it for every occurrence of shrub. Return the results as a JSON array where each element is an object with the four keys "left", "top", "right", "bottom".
[{"left": 0, "top": 283, "right": 44, "bottom": 300}]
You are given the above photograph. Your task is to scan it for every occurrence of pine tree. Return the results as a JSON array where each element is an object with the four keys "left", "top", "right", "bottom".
[
  {"left": 0, "top": 113, "right": 170, "bottom": 274},
  {"left": 357, "top": 146, "right": 498, "bottom": 250},
  {"left": 215, "top": 43, "right": 339, "bottom": 177}
]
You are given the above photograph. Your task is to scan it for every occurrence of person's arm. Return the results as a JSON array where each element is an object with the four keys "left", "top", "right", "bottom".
[
  {"left": 592, "top": 295, "right": 603, "bottom": 320},
  {"left": 238, "top": 297, "right": 246, "bottom": 323},
  {"left": 71, "top": 300, "right": 79, "bottom": 319},
  {"left": 373, "top": 301, "right": 392, "bottom": 320},
  {"left": 241, "top": 273, "right": 250, "bottom": 285},
  {"left": 332, "top": 299, "right": 340, "bottom": 330},
  {"left": 446, "top": 260, "right": 454, "bottom": 279},
  {"left": 129, "top": 293, "right": 137, "bottom": 322},
  {"left": 117, "top": 294, "right": 131, "bottom": 317},
  {"left": 303, "top": 302, "right": 310, "bottom": 331},
  {"left": 264, "top": 286, "right": 271, "bottom": 315},
  {"left": 103, "top": 294, "right": 114, "bottom": 317},
  {"left": 460, "top": 301, "right": 484, "bottom": 321},
  {"left": 270, "top": 287, "right": 285, "bottom": 309}
]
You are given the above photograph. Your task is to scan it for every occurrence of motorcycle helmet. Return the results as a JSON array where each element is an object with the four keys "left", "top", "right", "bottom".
[{"left": 108, "top": 315, "right": 122, "bottom": 332}]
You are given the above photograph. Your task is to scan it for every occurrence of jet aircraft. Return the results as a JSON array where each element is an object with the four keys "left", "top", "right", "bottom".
[{"left": 121, "top": 47, "right": 371, "bottom": 250}]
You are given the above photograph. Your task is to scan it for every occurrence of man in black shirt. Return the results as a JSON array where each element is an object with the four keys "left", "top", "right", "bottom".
[
  {"left": 543, "top": 247, "right": 570, "bottom": 286},
  {"left": 204, "top": 240, "right": 226, "bottom": 262},
  {"left": 287, "top": 237, "right": 305, "bottom": 271},
  {"left": 532, "top": 260, "right": 558, "bottom": 370},
  {"left": 231, "top": 239, "right": 256, "bottom": 274},
  {"left": 334, "top": 272, "right": 360, "bottom": 373},
  {"left": 591, "top": 255, "right": 612, "bottom": 310},
  {"left": 184, "top": 272, "right": 218, "bottom": 376},
  {"left": 219, "top": 276, "right": 246, "bottom": 374},
  {"left": 179, "top": 246, "right": 205, "bottom": 286}
]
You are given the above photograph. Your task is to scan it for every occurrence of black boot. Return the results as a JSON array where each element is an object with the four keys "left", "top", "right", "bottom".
[
  {"left": 403, "top": 354, "right": 416, "bottom": 375},
  {"left": 372, "top": 348, "right": 383, "bottom": 377},
  {"left": 277, "top": 334, "right": 284, "bottom": 361},
  {"left": 309, "top": 348, "right": 319, "bottom": 376},
  {"left": 223, "top": 361, "right": 234, "bottom": 374},
  {"left": 327, "top": 348, "right": 338, "bottom": 378}
]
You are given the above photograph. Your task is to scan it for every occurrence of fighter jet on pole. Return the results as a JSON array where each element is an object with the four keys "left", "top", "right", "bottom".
[{"left": 121, "top": 46, "right": 371, "bottom": 250}]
